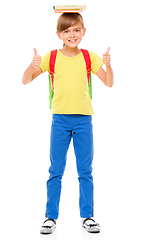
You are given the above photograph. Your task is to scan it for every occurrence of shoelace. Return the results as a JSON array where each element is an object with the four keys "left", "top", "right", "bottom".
[
  {"left": 83, "top": 218, "right": 99, "bottom": 227},
  {"left": 42, "top": 218, "right": 56, "bottom": 228}
]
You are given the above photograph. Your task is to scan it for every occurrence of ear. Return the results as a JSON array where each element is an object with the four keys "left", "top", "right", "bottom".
[
  {"left": 56, "top": 31, "right": 62, "bottom": 40},
  {"left": 82, "top": 28, "right": 86, "bottom": 37}
]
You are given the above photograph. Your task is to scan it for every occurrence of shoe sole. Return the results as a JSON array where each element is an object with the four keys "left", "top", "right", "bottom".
[
  {"left": 40, "top": 226, "right": 56, "bottom": 234},
  {"left": 40, "top": 230, "right": 54, "bottom": 234},
  {"left": 83, "top": 226, "right": 100, "bottom": 233},
  {"left": 40, "top": 232, "right": 52, "bottom": 234}
]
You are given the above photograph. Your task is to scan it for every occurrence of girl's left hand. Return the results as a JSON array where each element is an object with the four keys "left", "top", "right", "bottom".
[{"left": 103, "top": 47, "right": 111, "bottom": 66}]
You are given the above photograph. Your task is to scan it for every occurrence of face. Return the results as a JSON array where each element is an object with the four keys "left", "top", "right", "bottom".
[{"left": 57, "top": 22, "right": 86, "bottom": 48}]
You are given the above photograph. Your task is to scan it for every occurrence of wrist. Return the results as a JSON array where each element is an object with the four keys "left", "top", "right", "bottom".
[{"left": 31, "top": 61, "right": 36, "bottom": 69}]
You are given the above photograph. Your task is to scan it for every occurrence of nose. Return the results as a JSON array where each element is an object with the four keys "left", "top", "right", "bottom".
[{"left": 70, "top": 30, "right": 75, "bottom": 38}]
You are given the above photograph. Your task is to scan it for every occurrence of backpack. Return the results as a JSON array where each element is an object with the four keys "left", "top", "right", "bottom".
[{"left": 48, "top": 49, "right": 92, "bottom": 109}]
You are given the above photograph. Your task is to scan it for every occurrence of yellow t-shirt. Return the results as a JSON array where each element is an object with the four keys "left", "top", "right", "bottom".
[{"left": 39, "top": 50, "right": 103, "bottom": 115}]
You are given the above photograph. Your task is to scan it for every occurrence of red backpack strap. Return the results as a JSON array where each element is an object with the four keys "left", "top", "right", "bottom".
[
  {"left": 81, "top": 49, "right": 91, "bottom": 84},
  {"left": 49, "top": 49, "right": 57, "bottom": 91}
]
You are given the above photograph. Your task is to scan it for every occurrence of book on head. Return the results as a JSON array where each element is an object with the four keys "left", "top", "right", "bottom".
[{"left": 53, "top": 5, "right": 86, "bottom": 13}]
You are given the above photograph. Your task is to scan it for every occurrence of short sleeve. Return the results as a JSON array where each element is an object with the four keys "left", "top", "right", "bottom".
[
  {"left": 89, "top": 51, "right": 103, "bottom": 74},
  {"left": 39, "top": 51, "right": 51, "bottom": 73}
]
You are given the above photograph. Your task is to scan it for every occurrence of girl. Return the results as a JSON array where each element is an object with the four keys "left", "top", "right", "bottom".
[{"left": 22, "top": 13, "right": 113, "bottom": 234}]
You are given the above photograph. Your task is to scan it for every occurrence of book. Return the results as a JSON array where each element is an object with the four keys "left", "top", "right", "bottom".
[{"left": 53, "top": 5, "right": 86, "bottom": 13}]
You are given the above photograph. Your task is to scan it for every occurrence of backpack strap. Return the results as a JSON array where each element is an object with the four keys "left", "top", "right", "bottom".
[
  {"left": 48, "top": 49, "right": 57, "bottom": 109},
  {"left": 81, "top": 49, "right": 91, "bottom": 85},
  {"left": 81, "top": 49, "right": 92, "bottom": 99},
  {"left": 49, "top": 49, "right": 58, "bottom": 91}
]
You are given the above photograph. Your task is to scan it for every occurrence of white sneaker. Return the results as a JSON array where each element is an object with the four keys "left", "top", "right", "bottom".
[
  {"left": 82, "top": 218, "right": 100, "bottom": 233},
  {"left": 40, "top": 218, "right": 56, "bottom": 234}
]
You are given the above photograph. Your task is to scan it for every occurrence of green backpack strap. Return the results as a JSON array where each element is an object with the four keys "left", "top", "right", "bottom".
[
  {"left": 81, "top": 49, "right": 92, "bottom": 99},
  {"left": 48, "top": 49, "right": 57, "bottom": 109}
]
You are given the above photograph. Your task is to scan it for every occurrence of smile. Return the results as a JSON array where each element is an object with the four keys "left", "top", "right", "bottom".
[{"left": 68, "top": 39, "right": 77, "bottom": 43}]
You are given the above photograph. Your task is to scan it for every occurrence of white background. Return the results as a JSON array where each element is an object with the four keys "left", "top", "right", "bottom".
[{"left": 0, "top": 0, "right": 141, "bottom": 239}]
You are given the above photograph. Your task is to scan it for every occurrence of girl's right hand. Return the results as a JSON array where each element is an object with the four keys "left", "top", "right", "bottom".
[{"left": 32, "top": 48, "right": 42, "bottom": 68}]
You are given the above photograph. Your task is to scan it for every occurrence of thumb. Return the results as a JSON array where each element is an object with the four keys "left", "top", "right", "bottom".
[
  {"left": 106, "top": 47, "right": 110, "bottom": 54},
  {"left": 33, "top": 48, "right": 37, "bottom": 56}
]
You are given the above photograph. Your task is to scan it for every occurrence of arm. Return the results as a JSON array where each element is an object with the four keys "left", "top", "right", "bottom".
[
  {"left": 96, "top": 47, "right": 114, "bottom": 88},
  {"left": 22, "top": 48, "right": 42, "bottom": 85}
]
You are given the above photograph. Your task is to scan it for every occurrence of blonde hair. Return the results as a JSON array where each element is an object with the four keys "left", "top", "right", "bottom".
[{"left": 57, "top": 13, "right": 85, "bottom": 33}]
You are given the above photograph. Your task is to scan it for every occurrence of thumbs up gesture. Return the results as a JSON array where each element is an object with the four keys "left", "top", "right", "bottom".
[
  {"left": 103, "top": 47, "right": 111, "bottom": 66},
  {"left": 32, "top": 48, "right": 41, "bottom": 68}
]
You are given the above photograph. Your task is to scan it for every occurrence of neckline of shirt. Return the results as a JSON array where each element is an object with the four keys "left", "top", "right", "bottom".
[{"left": 58, "top": 49, "right": 82, "bottom": 59}]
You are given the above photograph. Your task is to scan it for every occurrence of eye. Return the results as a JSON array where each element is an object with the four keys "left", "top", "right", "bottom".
[
  {"left": 75, "top": 29, "right": 80, "bottom": 32},
  {"left": 64, "top": 30, "right": 69, "bottom": 33}
]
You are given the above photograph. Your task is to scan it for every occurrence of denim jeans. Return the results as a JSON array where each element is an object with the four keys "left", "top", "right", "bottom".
[{"left": 46, "top": 114, "right": 94, "bottom": 219}]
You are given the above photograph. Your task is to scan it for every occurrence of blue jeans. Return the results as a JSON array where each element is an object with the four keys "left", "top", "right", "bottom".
[{"left": 46, "top": 114, "right": 94, "bottom": 219}]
